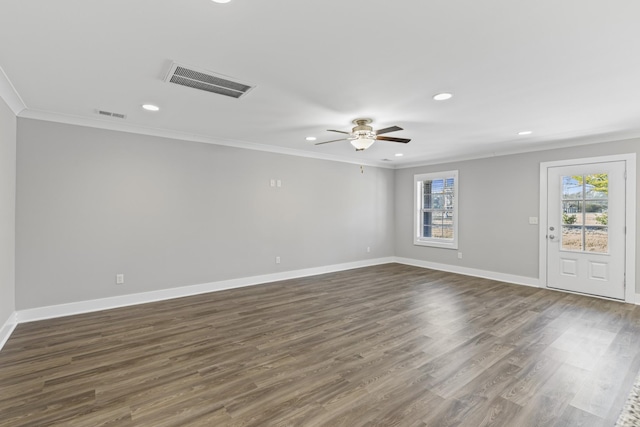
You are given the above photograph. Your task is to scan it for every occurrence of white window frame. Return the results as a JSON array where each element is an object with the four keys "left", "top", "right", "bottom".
[{"left": 414, "top": 170, "right": 459, "bottom": 249}]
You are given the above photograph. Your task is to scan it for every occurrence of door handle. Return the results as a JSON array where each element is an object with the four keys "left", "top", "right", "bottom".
[{"left": 549, "top": 234, "right": 555, "bottom": 240}]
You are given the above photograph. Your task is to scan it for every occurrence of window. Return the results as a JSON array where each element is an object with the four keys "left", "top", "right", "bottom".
[{"left": 414, "top": 170, "right": 458, "bottom": 248}]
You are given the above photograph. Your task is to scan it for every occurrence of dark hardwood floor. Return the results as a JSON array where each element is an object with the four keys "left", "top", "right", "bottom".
[{"left": 1, "top": 263, "right": 640, "bottom": 426}]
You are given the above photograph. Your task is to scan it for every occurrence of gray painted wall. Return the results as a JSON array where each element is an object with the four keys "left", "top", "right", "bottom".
[
  {"left": 0, "top": 97, "right": 16, "bottom": 326},
  {"left": 395, "top": 138, "right": 640, "bottom": 292},
  {"left": 11, "top": 116, "right": 640, "bottom": 312},
  {"left": 15, "top": 119, "right": 395, "bottom": 309}
]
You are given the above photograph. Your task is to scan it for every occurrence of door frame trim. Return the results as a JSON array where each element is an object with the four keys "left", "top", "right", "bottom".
[{"left": 539, "top": 153, "right": 636, "bottom": 303}]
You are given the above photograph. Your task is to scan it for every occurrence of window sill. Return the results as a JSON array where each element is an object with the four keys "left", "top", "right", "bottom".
[{"left": 414, "top": 239, "right": 458, "bottom": 249}]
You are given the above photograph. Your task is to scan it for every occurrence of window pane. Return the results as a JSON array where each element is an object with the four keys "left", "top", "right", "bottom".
[
  {"left": 432, "top": 226, "right": 445, "bottom": 238},
  {"left": 562, "top": 226, "right": 582, "bottom": 251},
  {"left": 443, "top": 211, "right": 453, "bottom": 228},
  {"left": 423, "top": 211, "right": 432, "bottom": 227},
  {"left": 444, "top": 194, "right": 454, "bottom": 209},
  {"left": 431, "top": 194, "right": 444, "bottom": 209},
  {"left": 562, "top": 176, "right": 582, "bottom": 200},
  {"left": 444, "top": 178, "right": 455, "bottom": 189},
  {"left": 423, "top": 194, "right": 433, "bottom": 209},
  {"left": 585, "top": 227, "right": 608, "bottom": 253},
  {"left": 432, "top": 211, "right": 446, "bottom": 226},
  {"left": 441, "top": 224, "right": 454, "bottom": 239},
  {"left": 431, "top": 179, "right": 445, "bottom": 194}
]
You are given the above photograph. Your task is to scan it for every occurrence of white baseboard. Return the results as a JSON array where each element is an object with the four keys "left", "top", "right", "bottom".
[
  {"left": 393, "top": 257, "right": 540, "bottom": 288},
  {"left": 17, "top": 257, "right": 395, "bottom": 324},
  {"left": 0, "top": 312, "right": 18, "bottom": 351},
  {"left": 5, "top": 257, "right": 633, "bottom": 351}
]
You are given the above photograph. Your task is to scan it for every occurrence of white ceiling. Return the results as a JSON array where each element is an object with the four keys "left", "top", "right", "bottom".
[{"left": 2, "top": 0, "right": 640, "bottom": 167}]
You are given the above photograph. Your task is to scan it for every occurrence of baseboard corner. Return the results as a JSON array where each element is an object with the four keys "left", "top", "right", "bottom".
[{"left": 0, "top": 312, "right": 18, "bottom": 351}]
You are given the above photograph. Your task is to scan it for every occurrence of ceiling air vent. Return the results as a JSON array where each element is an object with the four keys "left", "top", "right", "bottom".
[
  {"left": 96, "top": 109, "right": 126, "bottom": 119},
  {"left": 164, "top": 62, "right": 255, "bottom": 99}
]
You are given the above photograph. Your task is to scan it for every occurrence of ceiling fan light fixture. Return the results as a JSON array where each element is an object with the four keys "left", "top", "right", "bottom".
[{"left": 350, "top": 137, "right": 375, "bottom": 151}]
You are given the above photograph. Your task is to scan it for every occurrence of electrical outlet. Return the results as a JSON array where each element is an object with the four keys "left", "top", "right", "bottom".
[
  {"left": 276, "top": 179, "right": 282, "bottom": 187},
  {"left": 275, "top": 256, "right": 281, "bottom": 264},
  {"left": 457, "top": 252, "right": 463, "bottom": 259},
  {"left": 367, "top": 246, "right": 371, "bottom": 253},
  {"left": 116, "top": 274, "right": 124, "bottom": 285},
  {"left": 270, "top": 179, "right": 275, "bottom": 187},
  {"left": 529, "top": 216, "right": 539, "bottom": 225}
]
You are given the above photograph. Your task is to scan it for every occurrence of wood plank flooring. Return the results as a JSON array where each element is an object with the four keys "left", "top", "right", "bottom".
[{"left": 1, "top": 263, "right": 640, "bottom": 426}]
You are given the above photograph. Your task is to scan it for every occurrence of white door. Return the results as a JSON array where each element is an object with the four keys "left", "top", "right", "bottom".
[{"left": 546, "top": 161, "right": 626, "bottom": 299}]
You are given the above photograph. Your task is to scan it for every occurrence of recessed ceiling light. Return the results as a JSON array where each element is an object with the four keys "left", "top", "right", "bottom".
[
  {"left": 518, "top": 130, "right": 533, "bottom": 136},
  {"left": 305, "top": 136, "right": 317, "bottom": 141},
  {"left": 211, "top": 0, "right": 231, "bottom": 3},
  {"left": 142, "top": 104, "right": 160, "bottom": 112},
  {"left": 433, "top": 93, "right": 453, "bottom": 101},
  {"left": 395, "top": 153, "right": 404, "bottom": 157}
]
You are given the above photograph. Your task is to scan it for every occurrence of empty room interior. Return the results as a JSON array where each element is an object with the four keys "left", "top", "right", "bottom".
[{"left": 2, "top": 1, "right": 640, "bottom": 426}]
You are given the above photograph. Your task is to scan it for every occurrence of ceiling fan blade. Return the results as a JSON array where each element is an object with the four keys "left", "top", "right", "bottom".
[
  {"left": 375, "top": 126, "right": 403, "bottom": 135},
  {"left": 327, "top": 129, "right": 351, "bottom": 135},
  {"left": 376, "top": 136, "right": 411, "bottom": 143},
  {"left": 315, "top": 138, "right": 348, "bottom": 145}
]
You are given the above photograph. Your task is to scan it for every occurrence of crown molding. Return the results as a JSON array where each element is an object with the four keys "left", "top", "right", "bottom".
[
  {"left": 0, "top": 66, "right": 27, "bottom": 116},
  {"left": 18, "top": 109, "right": 395, "bottom": 169},
  {"left": 396, "top": 132, "right": 640, "bottom": 169},
  {"left": 16, "top": 104, "right": 640, "bottom": 172}
]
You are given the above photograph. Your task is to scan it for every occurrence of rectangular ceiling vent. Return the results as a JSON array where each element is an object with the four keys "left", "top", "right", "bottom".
[
  {"left": 164, "top": 62, "right": 255, "bottom": 99},
  {"left": 96, "top": 109, "right": 126, "bottom": 119}
]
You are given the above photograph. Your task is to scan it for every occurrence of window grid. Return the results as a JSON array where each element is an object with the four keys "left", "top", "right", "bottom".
[{"left": 414, "top": 171, "right": 458, "bottom": 249}]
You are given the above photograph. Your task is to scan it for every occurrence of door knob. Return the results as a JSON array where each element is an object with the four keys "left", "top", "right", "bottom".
[{"left": 549, "top": 234, "right": 555, "bottom": 240}]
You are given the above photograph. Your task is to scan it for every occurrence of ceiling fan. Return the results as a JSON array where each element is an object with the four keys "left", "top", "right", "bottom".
[{"left": 315, "top": 118, "right": 411, "bottom": 151}]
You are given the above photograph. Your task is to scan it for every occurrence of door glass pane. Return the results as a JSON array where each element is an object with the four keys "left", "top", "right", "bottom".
[
  {"left": 584, "top": 174, "right": 608, "bottom": 199},
  {"left": 562, "top": 176, "right": 582, "bottom": 199},
  {"left": 585, "top": 227, "right": 608, "bottom": 253},
  {"left": 562, "top": 225, "right": 582, "bottom": 251},
  {"left": 585, "top": 201, "right": 608, "bottom": 226},
  {"left": 560, "top": 174, "right": 610, "bottom": 253},
  {"left": 562, "top": 201, "right": 582, "bottom": 225}
]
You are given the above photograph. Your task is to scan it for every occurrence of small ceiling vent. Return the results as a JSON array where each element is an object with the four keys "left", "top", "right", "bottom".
[
  {"left": 164, "top": 62, "right": 255, "bottom": 99},
  {"left": 96, "top": 109, "right": 126, "bottom": 119}
]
